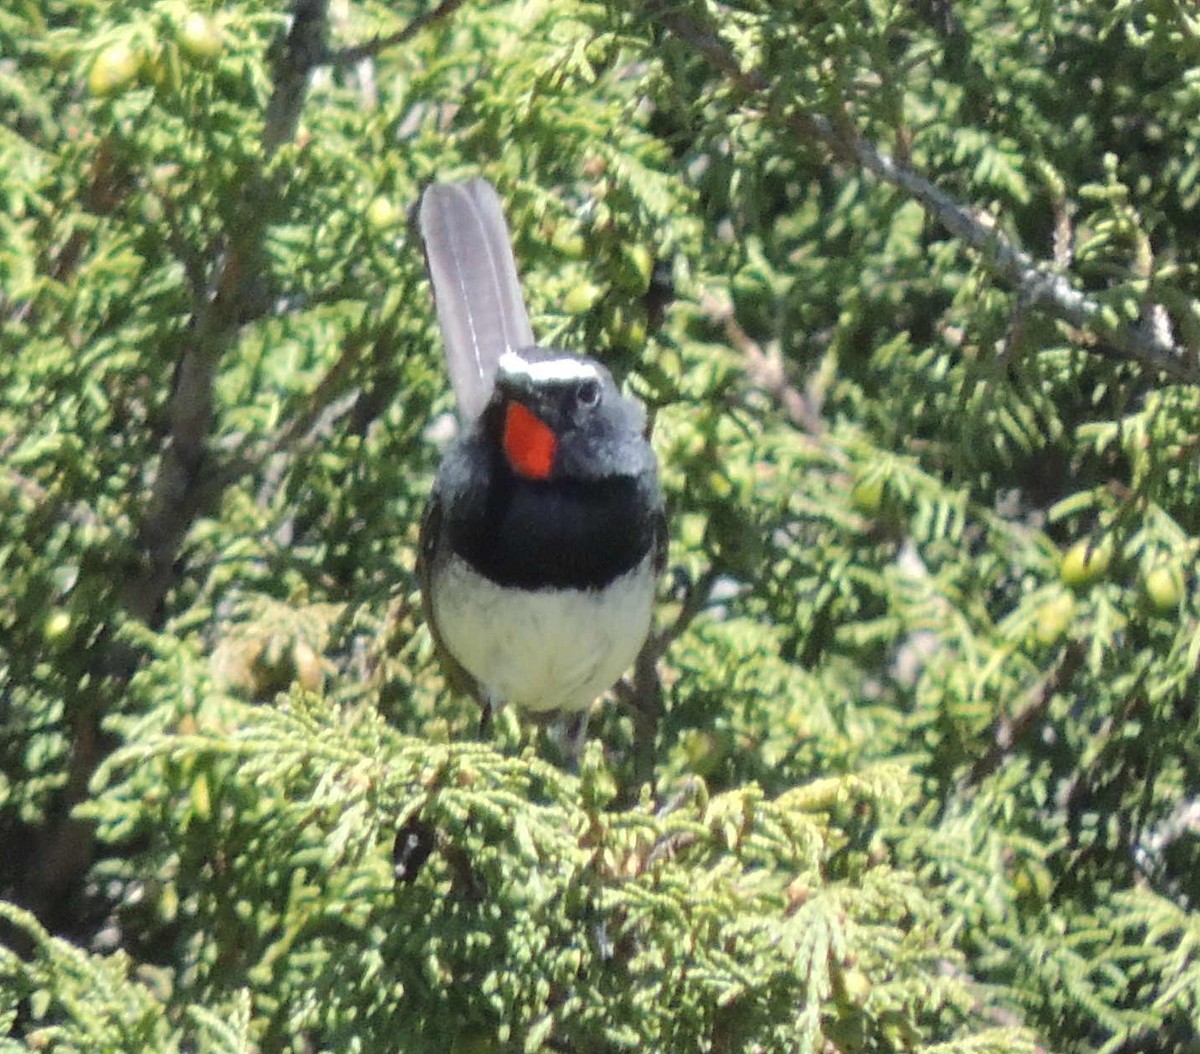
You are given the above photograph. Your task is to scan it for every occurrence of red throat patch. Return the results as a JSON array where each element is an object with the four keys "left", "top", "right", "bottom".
[{"left": 503, "top": 401, "right": 557, "bottom": 480}]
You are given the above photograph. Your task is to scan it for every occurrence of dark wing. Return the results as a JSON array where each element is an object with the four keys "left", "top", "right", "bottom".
[
  {"left": 417, "top": 489, "right": 484, "bottom": 705},
  {"left": 417, "top": 179, "right": 535, "bottom": 423}
]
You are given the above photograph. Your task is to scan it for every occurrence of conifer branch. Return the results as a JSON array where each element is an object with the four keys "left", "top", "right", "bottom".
[
  {"left": 127, "top": 0, "right": 336, "bottom": 626},
  {"left": 651, "top": 3, "right": 1200, "bottom": 384}
]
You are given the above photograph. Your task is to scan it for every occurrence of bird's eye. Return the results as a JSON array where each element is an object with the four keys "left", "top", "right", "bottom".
[{"left": 576, "top": 378, "right": 601, "bottom": 407}]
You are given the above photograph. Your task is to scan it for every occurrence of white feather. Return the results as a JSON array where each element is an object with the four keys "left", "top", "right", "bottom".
[
  {"left": 430, "top": 553, "right": 654, "bottom": 714},
  {"left": 497, "top": 351, "right": 600, "bottom": 385},
  {"left": 419, "top": 180, "right": 535, "bottom": 422}
]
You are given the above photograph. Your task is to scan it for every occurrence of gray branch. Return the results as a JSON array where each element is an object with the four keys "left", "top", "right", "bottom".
[
  {"left": 324, "top": 0, "right": 468, "bottom": 69},
  {"left": 264, "top": 0, "right": 330, "bottom": 154},
  {"left": 651, "top": 2, "right": 1200, "bottom": 384},
  {"left": 127, "top": 0, "right": 334, "bottom": 624}
]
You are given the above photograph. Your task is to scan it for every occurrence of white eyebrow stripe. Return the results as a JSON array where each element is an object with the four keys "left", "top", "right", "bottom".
[{"left": 497, "top": 351, "right": 599, "bottom": 384}]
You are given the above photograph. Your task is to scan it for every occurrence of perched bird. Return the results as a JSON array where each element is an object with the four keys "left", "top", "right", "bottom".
[{"left": 416, "top": 179, "right": 665, "bottom": 751}]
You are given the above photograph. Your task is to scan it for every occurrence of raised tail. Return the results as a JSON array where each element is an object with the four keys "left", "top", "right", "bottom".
[{"left": 417, "top": 179, "right": 535, "bottom": 423}]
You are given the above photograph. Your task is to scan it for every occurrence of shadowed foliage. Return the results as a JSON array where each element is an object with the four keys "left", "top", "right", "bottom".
[{"left": 3, "top": 0, "right": 1199, "bottom": 1051}]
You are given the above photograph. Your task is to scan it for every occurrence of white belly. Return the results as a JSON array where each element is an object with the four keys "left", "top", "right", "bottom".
[{"left": 431, "top": 553, "right": 655, "bottom": 713}]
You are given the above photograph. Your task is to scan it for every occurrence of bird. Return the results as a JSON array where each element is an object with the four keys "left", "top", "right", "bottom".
[{"left": 415, "top": 178, "right": 665, "bottom": 754}]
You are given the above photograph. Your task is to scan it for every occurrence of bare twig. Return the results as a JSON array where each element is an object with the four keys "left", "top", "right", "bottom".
[
  {"left": 700, "top": 293, "right": 826, "bottom": 434},
  {"left": 653, "top": 566, "right": 719, "bottom": 658},
  {"left": 1, "top": 467, "right": 104, "bottom": 533},
  {"left": 152, "top": 171, "right": 210, "bottom": 305},
  {"left": 966, "top": 640, "right": 1085, "bottom": 787},
  {"left": 324, "top": 0, "right": 469, "bottom": 69},
  {"left": 252, "top": 390, "right": 361, "bottom": 511},
  {"left": 212, "top": 329, "right": 367, "bottom": 505},
  {"left": 613, "top": 569, "right": 718, "bottom": 796},
  {"left": 650, "top": 2, "right": 1200, "bottom": 384},
  {"left": 618, "top": 636, "right": 663, "bottom": 798}
]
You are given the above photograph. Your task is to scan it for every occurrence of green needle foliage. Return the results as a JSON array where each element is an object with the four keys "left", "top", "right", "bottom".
[{"left": 2, "top": 0, "right": 1199, "bottom": 1050}]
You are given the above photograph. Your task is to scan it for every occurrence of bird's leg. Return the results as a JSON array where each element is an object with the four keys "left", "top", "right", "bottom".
[
  {"left": 478, "top": 691, "right": 504, "bottom": 739},
  {"left": 546, "top": 710, "right": 590, "bottom": 769}
]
